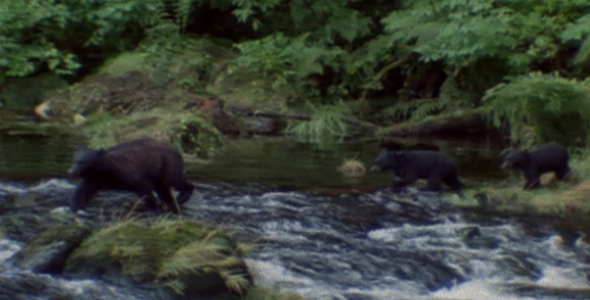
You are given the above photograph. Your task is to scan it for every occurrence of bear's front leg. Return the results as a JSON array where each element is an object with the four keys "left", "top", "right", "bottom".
[
  {"left": 524, "top": 170, "right": 541, "bottom": 190},
  {"left": 71, "top": 179, "right": 100, "bottom": 213},
  {"left": 154, "top": 184, "right": 180, "bottom": 214},
  {"left": 391, "top": 173, "right": 417, "bottom": 191},
  {"left": 425, "top": 175, "right": 442, "bottom": 192},
  {"left": 175, "top": 182, "right": 195, "bottom": 205}
]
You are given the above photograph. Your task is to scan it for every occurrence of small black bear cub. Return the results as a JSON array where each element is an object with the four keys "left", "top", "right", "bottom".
[
  {"left": 501, "top": 143, "right": 570, "bottom": 190},
  {"left": 68, "top": 138, "right": 194, "bottom": 213},
  {"left": 370, "top": 148, "right": 463, "bottom": 191}
]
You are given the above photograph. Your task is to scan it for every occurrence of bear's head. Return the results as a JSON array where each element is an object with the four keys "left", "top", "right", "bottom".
[
  {"left": 501, "top": 149, "right": 528, "bottom": 169},
  {"left": 68, "top": 146, "right": 106, "bottom": 178},
  {"left": 370, "top": 148, "right": 404, "bottom": 172}
]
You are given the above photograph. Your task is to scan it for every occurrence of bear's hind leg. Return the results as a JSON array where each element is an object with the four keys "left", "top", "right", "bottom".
[
  {"left": 131, "top": 184, "right": 160, "bottom": 211},
  {"left": 155, "top": 184, "right": 180, "bottom": 213},
  {"left": 175, "top": 181, "right": 194, "bottom": 205}
]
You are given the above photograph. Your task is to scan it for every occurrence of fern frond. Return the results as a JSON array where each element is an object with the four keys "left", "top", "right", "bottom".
[
  {"left": 285, "top": 102, "right": 353, "bottom": 143},
  {"left": 381, "top": 98, "right": 444, "bottom": 122},
  {"left": 175, "top": 0, "right": 193, "bottom": 32},
  {"left": 574, "top": 36, "right": 590, "bottom": 67},
  {"left": 411, "top": 99, "right": 444, "bottom": 121},
  {"left": 560, "top": 13, "right": 590, "bottom": 42},
  {"left": 482, "top": 72, "right": 590, "bottom": 146}
]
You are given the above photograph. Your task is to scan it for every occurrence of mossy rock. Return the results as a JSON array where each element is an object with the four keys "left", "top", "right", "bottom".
[
  {"left": 81, "top": 108, "right": 225, "bottom": 158},
  {"left": 64, "top": 219, "right": 251, "bottom": 298},
  {"left": 8, "top": 225, "right": 92, "bottom": 274}
]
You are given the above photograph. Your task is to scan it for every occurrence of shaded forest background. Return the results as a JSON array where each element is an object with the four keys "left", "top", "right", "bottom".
[{"left": 2, "top": 0, "right": 590, "bottom": 147}]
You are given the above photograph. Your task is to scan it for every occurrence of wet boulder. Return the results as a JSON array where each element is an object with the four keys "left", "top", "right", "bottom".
[{"left": 7, "top": 225, "right": 92, "bottom": 274}]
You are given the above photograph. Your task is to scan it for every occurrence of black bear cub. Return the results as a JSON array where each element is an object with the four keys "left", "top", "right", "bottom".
[
  {"left": 68, "top": 138, "right": 194, "bottom": 213},
  {"left": 370, "top": 148, "right": 463, "bottom": 191},
  {"left": 501, "top": 143, "right": 570, "bottom": 190}
]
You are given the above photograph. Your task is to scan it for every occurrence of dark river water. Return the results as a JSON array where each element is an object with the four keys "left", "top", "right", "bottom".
[{"left": 1, "top": 133, "right": 590, "bottom": 300}]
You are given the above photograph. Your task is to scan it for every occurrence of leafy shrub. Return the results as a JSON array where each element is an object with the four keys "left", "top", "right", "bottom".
[
  {"left": 0, "top": 1, "right": 79, "bottom": 79},
  {"left": 0, "top": 0, "right": 168, "bottom": 81},
  {"left": 230, "top": 33, "right": 343, "bottom": 99},
  {"left": 380, "top": 0, "right": 590, "bottom": 101},
  {"left": 285, "top": 102, "right": 353, "bottom": 143},
  {"left": 382, "top": 0, "right": 590, "bottom": 69},
  {"left": 482, "top": 72, "right": 590, "bottom": 147}
]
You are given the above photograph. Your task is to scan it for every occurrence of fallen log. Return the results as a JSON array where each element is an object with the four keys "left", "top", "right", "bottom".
[
  {"left": 245, "top": 111, "right": 379, "bottom": 131},
  {"left": 375, "top": 108, "right": 492, "bottom": 137}
]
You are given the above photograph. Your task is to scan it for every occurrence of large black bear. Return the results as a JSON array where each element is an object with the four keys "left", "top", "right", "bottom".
[
  {"left": 68, "top": 138, "right": 194, "bottom": 213},
  {"left": 370, "top": 148, "right": 463, "bottom": 191},
  {"left": 501, "top": 143, "right": 570, "bottom": 190}
]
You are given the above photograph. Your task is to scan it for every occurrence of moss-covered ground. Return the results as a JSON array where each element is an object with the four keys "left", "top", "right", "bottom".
[{"left": 445, "top": 150, "right": 590, "bottom": 216}]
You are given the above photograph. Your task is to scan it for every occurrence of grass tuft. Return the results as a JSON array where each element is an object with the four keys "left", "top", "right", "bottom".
[
  {"left": 66, "top": 218, "right": 252, "bottom": 295},
  {"left": 337, "top": 159, "right": 366, "bottom": 177}
]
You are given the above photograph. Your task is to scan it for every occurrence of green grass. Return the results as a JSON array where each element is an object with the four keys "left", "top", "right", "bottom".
[{"left": 448, "top": 151, "right": 590, "bottom": 215}]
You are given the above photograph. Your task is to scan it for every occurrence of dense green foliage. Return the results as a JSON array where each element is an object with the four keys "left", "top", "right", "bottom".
[
  {"left": 483, "top": 73, "right": 590, "bottom": 147},
  {"left": 2, "top": 0, "right": 590, "bottom": 142},
  {"left": 0, "top": 0, "right": 164, "bottom": 80}
]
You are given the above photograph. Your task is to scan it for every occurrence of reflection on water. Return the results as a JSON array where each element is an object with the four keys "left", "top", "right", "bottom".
[
  {"left": 188, "top": 136, "right": 508, "bottom": 191},
  {"left": 0, "top": 134, "right": 507, "bottom": 190},
  {"left": 0, "top": 134, "right": 85, "bottom": 182}
]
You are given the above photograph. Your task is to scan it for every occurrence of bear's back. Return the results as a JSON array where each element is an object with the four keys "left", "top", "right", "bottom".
[
  {"left": 399, "top": 150, "right": 454, "bottom": 174},
  {"left": 105, "top": 139, "right": 184, "bottom": 174},
  {"left": 529, "top": 143, "right": 569, "bottom": 170}
]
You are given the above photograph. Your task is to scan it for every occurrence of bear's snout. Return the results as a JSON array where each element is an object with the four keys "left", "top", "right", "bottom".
[
  {"left": 68, "top": 166, "right": 79, "bottom": 177},
  {"left": 500, "top": 161, "right": 513, "bottom": 169},
  {"left": 370, "top": 165, "right": 381, "bottom": 172}
]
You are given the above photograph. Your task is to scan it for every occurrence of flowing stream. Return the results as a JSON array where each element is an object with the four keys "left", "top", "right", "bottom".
[
  {"left": 1, "top": 133, "right": 590, "bottom": 299},
  {"left": 187, "top": 183, "right": 590, "bottom": 300}
]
